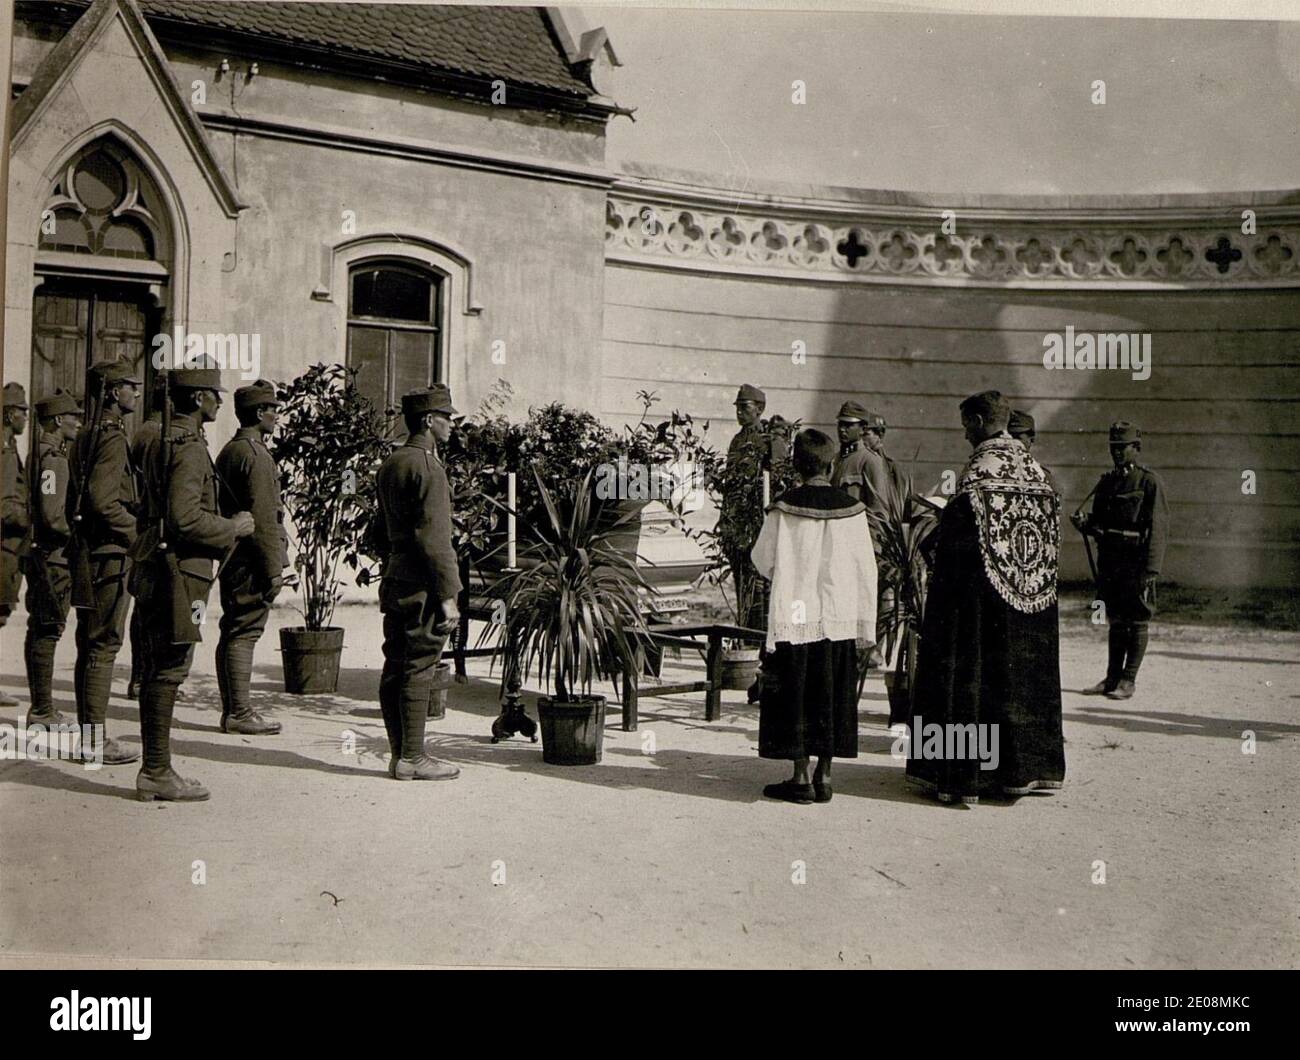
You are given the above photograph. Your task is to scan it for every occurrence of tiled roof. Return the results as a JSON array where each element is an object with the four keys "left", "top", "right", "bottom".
[{"left": 40, "top": 2, "right": 594, "bottom": 97}]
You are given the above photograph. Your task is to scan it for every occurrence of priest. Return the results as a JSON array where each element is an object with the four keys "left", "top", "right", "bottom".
[{"left": 906, "top": 391, "right": 1065, "bottom": 804}]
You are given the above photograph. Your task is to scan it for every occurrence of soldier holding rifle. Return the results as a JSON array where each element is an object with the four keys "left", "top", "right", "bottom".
[
  {"left": 132, "top": 366, "right": 255, "bottom": 801},
  {"left": 23, "top": 390, "right": 83, "bottom": 725}
]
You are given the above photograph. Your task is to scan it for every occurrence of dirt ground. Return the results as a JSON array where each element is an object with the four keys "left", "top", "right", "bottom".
[{"left": 1, "top": 598, "right": 1296, "bottom": 969}]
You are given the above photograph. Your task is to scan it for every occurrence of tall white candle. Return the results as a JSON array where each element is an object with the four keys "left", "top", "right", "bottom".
[
  {"left": 762, "top": 470, "right": 771, "bottom": 508},
  {"left": 507, "top": 472, "right": 517, "bottom": 568}
]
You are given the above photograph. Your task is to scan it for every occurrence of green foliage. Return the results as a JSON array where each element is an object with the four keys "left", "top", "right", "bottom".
[
  {"left": 484, "top": 469, "right": 652, "bottom": 702},
  {"left": 867, "top": 471, "right": 941, "bottom": 660},
  {"left": 271, "top": 363, "right": 392, "bottom": 630},
  {"left": 444, "top": 380, "right": 513, "bottom": 557}
]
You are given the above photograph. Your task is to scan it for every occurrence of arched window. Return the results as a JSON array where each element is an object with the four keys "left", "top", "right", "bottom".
[
  {"left": 347, "top": 260, "right": 442, "bottom": 412},
  {"left": 38, "top": 141, "right": 167, "bottom": 261}
]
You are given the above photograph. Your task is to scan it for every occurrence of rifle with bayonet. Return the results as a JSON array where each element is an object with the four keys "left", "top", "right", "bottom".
[{"left": 68, "top": 374, "right": 106, "bottom": 610}]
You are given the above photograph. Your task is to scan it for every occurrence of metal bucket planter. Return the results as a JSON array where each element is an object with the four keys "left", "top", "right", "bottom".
[
  {"left": 720, "top": 647, "right": 761, "bottom": 691},
  {"left": 536, "top": 695, "right": 606, "bottom": 765},
  {"left": 280, "top": 627, "right": 344, "bottom": 694}
]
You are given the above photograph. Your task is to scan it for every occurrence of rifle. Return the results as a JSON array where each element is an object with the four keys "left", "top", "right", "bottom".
[
  {"left": 68, "top": 374, "right": 106, "bottom": 610},
  {"left": 1070, "top": 482, "right": 1100, "bottom": 589}
]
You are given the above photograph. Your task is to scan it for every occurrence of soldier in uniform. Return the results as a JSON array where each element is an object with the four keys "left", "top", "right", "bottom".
[
  {"left": 831, "top": 400, "right": 890, "bottom": 514},
  {"left": 1, "top": 383, "right": 30, "bottom": 707},
  {"left": 23, "top": 390, "right": 83, "bottom": 725},
  {"left": 126, "top": 375, "right": 167, "bottom": 700},
  {"left": 1009, "top": 409, "right": 1059, "bottom": 496},
  {"left": 214, "top": 380, "right": 287, "bottom": 735},
  {"left": 68, "top": 360, "right": 141, "bottom": 763},
  {"left": 373, "top": 385, "right": 461, "bottom": 781},
  {"left": 133, "top": 366, "right": 255, "bottom": 800},
  {"left": 1071, "top": 421, "right": 1169, "bottom": 700},
  {"left": 723, "top": 384, "right": 790, "bottom": 702}
]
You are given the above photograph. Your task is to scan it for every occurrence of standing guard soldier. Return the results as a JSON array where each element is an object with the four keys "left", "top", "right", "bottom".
[
  {"left": 133, "top": 366, "right": 255, "bottom": 800},
  {"left": 68, "top": 360, "right": 141, "bottom": 763},
  {"left": 1009, "top": 409, "right": 1059, "bottom": 496},
  {"left": 126, "top": 374, "right": 167, "bottom": 700},
  {"left": 1, "top": 383, "right": 30, "bottom": 707},
  {"left": 214, "top": 380, "right": 287, "bottom": 735},
  {"left": 374, "top": 385, "right": 461, "bottom": 781},
  {"left": 1071, "top": 421, "right": 1169, "bottom": 700},
  {"left": 23, "top": 390, "right": 82, "bottom": 725},
  {"left": 831, "top": 400, "right": 890, "bottom": 513},
  {"left": 724, "top": 383, "right": 790, "bottom": 702}
]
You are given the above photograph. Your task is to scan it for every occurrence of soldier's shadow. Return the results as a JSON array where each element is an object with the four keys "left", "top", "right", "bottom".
[{"left": 0, "top": 758, "right": 142, "bottom": 801}]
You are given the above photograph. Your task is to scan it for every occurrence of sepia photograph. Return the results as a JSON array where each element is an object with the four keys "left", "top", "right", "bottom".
[{"left": 0, "top": 0, "right": 1296, "bottom": 1022}]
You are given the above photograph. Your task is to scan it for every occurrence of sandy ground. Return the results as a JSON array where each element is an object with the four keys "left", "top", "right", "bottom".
[{"left": 1, "top": 598, "right": 1296, "bottom": 970}]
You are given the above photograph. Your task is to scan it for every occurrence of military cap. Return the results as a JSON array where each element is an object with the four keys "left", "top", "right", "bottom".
[
  {"left": 734, "top": 384, "right": 766, "bottom": 406},
  {"left": 401, "top": 383, "right": 457, "bottom": 417},
  {"left": 169, "top": 366, "right": 226, "bottom": 392},
  {"left": 34, "top": 388, "right": 82, "bottom": 418},
  {"left": 1008, "top": 409, "right": 1036, "bottom": 438},
  {"left": 2, "top": 382, "right": 28, "bottom": 409},
  {"left": 234, "top": 379, "right": 279, "bottom": 414},
  {"left": 866, "top": 412, "right": 887, "bottom": 434},
  {"left": 1109, "top": 420, "right": 1140, "bottom": 445},
  {"left": 88, "top": 359, "right": 142, "bottom": 387},
  {"left": 836, "top": 400, "right": 871, "bottom": 423}
]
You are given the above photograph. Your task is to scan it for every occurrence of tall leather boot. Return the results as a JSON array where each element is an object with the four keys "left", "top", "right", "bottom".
[
  {"left": 81, "top": 661, "right": 139, "bottom": 764},
  {"left": 217, "top": 637, "right": 280, "bottom": 735},
  {"left": 74, "top": 651, "right": 88, "bottom": 727},
  {"left": 393, "top": 686, "right": 458, "bottom": 781},
  {"left": 136, "top": 682, "right": 208, "bottom": 801},
  {"left": 1109, "top": 622, "right": 1149, "bottom": 699},
  {"left": 1084, "top": 623, "right": 1127, "bottom": 695},
  {"left": 24, "top": 634, "right": 63, "bottom": 724}
]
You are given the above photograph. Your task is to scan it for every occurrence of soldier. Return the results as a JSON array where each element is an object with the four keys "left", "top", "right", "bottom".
[
  {"left": 1009, "top": 409, "right": 1059, "bottom": 496},
  {"left": 126, "top": 375, "right": 167, "bottom": 700},
  {"left": 23, "top": 390, "right": 83, "bottom": 725},
  {"left": 1, "top": 383, "right": 30, "bottom": 707},
  {"left": 1071, "top": 421, "right": 1169, "bottom": 700},
  {"left": 68, "top": 360, "right": 141, "bottom": 763},
  {"left": 133, "top": 366, "right": 255, "bottom": 801},
  {"left": 214, "top": 379, "right": 287, "bottom": 735},
  {"left": 831, "top": 400, "right": 890, "bottom": 513},
  {"left": 723, "top": 383, "right": 790, "bottom": 702},
  {"left": 374, "top": 385, "right": 461, "bottom": 781}
]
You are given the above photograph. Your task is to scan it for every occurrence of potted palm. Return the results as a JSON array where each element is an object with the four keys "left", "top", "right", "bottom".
[
  {"left": 866, "top": 476, "right": 942, "bottom": 726},
  {"left": 271, "top": 363, "right": 391, "bottom": 693},
  {"left": 484, "top": 468, "right": 653, "bottom": 765}
]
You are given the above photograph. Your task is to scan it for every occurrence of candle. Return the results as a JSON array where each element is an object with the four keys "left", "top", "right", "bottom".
[
  {"left": 762, "top": 470, "right": 770, "bottom": 508},
  {"left": 506, "top": 472, "right": 517, "bottom": 568}
]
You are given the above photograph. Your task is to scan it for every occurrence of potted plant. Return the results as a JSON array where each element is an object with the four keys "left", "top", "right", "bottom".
[
  {"left": 866, "top": 475, "right": 942, "bottom": 726},
  {"left": 271, "top": 363, "right": 391, "bottom": 693},
  {"left": 484, "top": 468, "right": 653, "bottom": 765}
]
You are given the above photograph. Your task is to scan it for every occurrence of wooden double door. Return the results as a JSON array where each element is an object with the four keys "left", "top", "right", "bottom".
[{"left": 31, "top": 277, "right": 161, "bottom": 429}]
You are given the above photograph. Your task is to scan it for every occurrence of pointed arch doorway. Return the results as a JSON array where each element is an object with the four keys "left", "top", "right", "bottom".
[{"left": 31, "top": 137, "right": 171, "bottom": 427}]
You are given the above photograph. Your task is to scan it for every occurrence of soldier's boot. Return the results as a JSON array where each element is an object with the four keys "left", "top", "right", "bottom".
[
  {"left": 393, "top": 689, "right": 459, "bottom": 781},
  {"left": 1107, "top": 623, "right": 1148, "bottom": 700},
  {"left": 23, "top": 634, "right": 64, "bottom": 726},
  {"left": 216, "top": 638, "right": 281, "bottom": 735},
  {"left": 1085, "top": 623, "right": 1128, "bottom": 694},
  {"left": 80, "top": 662, "right": 139, "bottom": 765},
  {"left": 137, "top": 682, "right": 209, "bottom": 801}
]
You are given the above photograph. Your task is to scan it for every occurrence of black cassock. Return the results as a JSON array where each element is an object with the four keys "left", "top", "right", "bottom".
[{"left": 906, "top": 437, "right": 1066, "bottom": 801}]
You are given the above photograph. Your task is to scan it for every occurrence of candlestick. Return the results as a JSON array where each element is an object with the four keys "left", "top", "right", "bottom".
[{"left": 507, "top": 472, "right": 517, "bottom": 568}]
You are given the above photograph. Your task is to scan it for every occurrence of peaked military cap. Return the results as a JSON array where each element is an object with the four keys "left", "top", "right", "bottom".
[
  {"left": 402, "top": 384, "right": 457, "bottom": 417},
  {"left": 34, "top": 388, "right": 82, "bottom": 418},
  {"left": 2, "top": 382, "right": 28, "bottom": 409},
  {"left": 1109, "top": 420, "right": 1140, "bottom": 444},
  {"left": 169, "top": 365, "right": 226, "bottom": 392},
  {"left": 88, "top": 359, "right": 142, "bottom": 387},
  {"left": 734, "top": 384, "right": 766, "bottom": 406},
  {"left": 866, "top": 412, "right": 887, "bottom": 433},
  {"left": 234, "top": 379, "right": 279, "bottom": 414},
  {"left": 1008, "top": 409, "right": 1036, "bottom": 437},
  {"left": 836, "top": 400, "right": 870, "bottom": 422}
]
